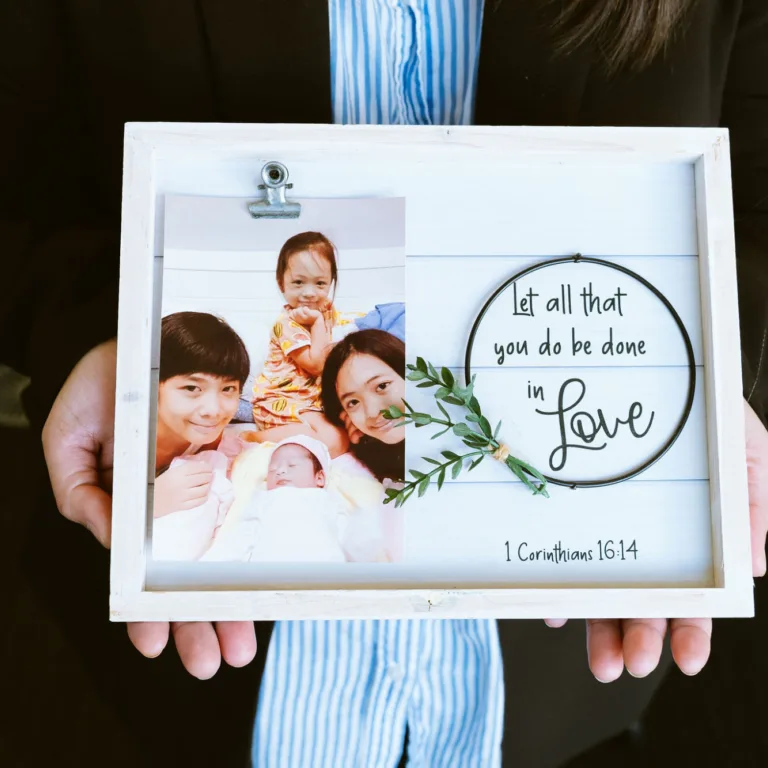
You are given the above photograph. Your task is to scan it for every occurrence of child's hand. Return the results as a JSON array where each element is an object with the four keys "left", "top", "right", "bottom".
[
  {"left": 290, "top": 306, "right": 323, "bottom": 327},
  {"left": 341, "top": 410, "right": 364, "bottom": 445},
  {"left": 154, "top": 462, "right": 213, "bottom": 518}
]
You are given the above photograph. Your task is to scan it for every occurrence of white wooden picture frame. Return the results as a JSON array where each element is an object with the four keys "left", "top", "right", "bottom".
[{"left": 112, "top": 123, "right": 753, "bottom": 622}]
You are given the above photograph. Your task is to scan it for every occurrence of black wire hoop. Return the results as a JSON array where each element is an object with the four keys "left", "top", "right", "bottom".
[{"left": 464, "top": 254, "right": 696, "bottom": 489}]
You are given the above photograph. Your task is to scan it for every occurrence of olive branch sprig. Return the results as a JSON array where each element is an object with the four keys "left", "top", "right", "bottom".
[{"left": 381, "top": 357, "right": 549, "bottom": 508}]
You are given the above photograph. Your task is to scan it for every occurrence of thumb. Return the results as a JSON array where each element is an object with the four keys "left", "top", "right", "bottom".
[{"left": 70, "top": 483, "right": 113, "bottom": 548}]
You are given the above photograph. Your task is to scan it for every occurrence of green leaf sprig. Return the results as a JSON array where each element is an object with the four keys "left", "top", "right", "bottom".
[{"left": 381, "top": 358, "right": 549, "bottom": 507}]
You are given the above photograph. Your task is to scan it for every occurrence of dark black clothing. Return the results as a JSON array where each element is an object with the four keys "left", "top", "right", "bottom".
[
  {"left": 2, "top": 1, "right": 767, "bottom": 428},
  {"left": 2, "top": 2, "right": 766, "bottom": 766}
]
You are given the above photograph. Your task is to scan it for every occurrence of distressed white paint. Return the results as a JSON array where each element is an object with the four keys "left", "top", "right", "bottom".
[{"left": 113, "top": 124, "right": 753, "bottom": 621}]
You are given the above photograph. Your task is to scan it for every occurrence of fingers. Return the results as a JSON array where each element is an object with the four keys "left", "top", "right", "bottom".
[
  {"left": 126, "top": 622, "right": 256, "bottom": 678},
  {"left": 178, "top": 495, "right": 211, "bottom": 511},
  {"left": 44, "top": 420, "right": 113, "bottom": 546},
  {"left": 544, "top": 619, "right": 568, "bottom": 628},
  {"left": 44, "top": 427, "right": 100, "bottom": 512},
  {"left": 744, "top": 402, "right": 768, "bottom": 577},
  {"left": 162, "top": 465, "right": 213, "bottom": 510},
  {"left": 43, "top": 340, "right": 117, "bottom": 540},
  {"left": 44, "top": 422, "right": 113, "bottom": 547},
  {"left": 669, "top": 618, "right": 712, "bottom": 675},
  {"left": 620, "top": 618, "right": 667, "bottom": 678},
  {"left": 216, "top": 622, "right": 258, "bottom": 668},
  {"left": 586, "top": 619, "right": 624, "bottom": 682},
  {"left": 180, "top": 465, "right": 214, "bottom": 482},
  {"left": 101, "top": 466, "right": 114, "bottom": 494},
  {"left": 178, "top": 466, "right": 213, "bottom": 490},
  {"left": 340, "top": 412, "right": 363, "bottom": 444},
  {"left": 585, "top": 617, "right": 710, "bottom": 682},
  {"left": 289, "top": 307, "right": 315, "bottom": 325},
  {"left": 172, "top": 622, "right": 222, "bottom": 680},
  {"left": 127, "top": 622, "right": 170, "bottom": 658},
  {"left": 69, "top": 483, "right": 113, "bottom": 547},
  {"left": 188, "top": 474, "right": 213, "bottom": 490},
  {"left": 179, "top": 480, "right": 214, "bottom": 509}
]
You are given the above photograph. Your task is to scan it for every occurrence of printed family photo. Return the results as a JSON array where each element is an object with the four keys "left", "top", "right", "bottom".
[{"left": 151, "top": 196, "right": 406, "bottom": 563}]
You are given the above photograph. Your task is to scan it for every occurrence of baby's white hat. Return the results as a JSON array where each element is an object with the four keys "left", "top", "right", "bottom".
[{"left": 272, "top": 434, "right": 332, "bottom": 475}]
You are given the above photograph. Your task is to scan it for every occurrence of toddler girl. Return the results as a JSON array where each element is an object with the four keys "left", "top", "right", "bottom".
[{"left": 248, "top": 232, "right": 348, "bottom": 456}]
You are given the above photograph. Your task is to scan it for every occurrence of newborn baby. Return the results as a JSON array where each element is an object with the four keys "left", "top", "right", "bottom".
[
  {"left": 266, "top": 439, "right": 326, "bottom": 491},
  {"left": 202, "top": 435, "right": 348, "bottom": 563}
]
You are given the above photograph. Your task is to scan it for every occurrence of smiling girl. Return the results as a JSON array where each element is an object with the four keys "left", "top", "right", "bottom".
[
  {"left": 248, "top": 231, "right": 349, "bottom": 456},
  {"left": 321, "top": 329, "right": 406, "bottom": 483}
]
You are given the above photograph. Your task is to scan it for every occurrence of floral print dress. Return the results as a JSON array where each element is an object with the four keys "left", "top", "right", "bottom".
[{"left": 252, "top": 305, "right": 337, "bottom": 427}]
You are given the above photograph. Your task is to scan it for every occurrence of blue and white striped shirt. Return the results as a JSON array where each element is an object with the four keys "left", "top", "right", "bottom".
[
  {"left": 254, "top": 3, "right": 504, "bottom": 766},
  {"left": 330, "top": 0, "right": 485, "bottom": 126},
  {"left": 253, "top": 619, "right": 504, "bottom": 766}
]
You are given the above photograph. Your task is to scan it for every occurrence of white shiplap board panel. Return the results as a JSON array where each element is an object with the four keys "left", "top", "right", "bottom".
[
  {"left": 407, "top": 255, "right": 702, "bottom": 368},
  {"left": 154, "top": 146, "right": 698, "bottom": 258},
  {"left": 157, "top": 188, "right": 710, "bottom": 585},
  {"left": 406, "top": 367, "right": 708, "bottom": 483},
  {"left": 403, "top": 480, "right": 713, "bottom": 586}
]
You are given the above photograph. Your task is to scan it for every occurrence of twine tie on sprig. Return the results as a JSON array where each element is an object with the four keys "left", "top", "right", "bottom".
[{"left": 492, "top": 443, "right": 511, "bottom": 463}]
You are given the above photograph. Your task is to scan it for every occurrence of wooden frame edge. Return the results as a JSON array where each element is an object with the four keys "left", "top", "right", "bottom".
[
  {"left": 110, "top": 585, "right": 755, "bottom": 622},
  {"left": 694, "top": 133, "right": 753, "bottom": 608},
  {"left": 111, "top": 129, "right": 156, "bottom": 603},
  {"left": 109, "top": 124, "right": 754, "bottom": 621}
]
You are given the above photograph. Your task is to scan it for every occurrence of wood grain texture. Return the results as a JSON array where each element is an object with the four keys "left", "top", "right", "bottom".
[
  {"left": 112, "top": 124, "right": 753, "bottom": 621},
  {"left": 694, "top": 141, "right": 752, "bottom": 594}
]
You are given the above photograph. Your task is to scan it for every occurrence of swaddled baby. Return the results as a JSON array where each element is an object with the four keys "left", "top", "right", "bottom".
[{"left": 202, "top": 435, "right": 347, "bottom": 562}]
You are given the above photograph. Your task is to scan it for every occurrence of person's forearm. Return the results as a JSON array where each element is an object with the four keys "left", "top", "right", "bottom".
[{"left": 303, "top": 322, "right": 334, "bottom": 375}]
